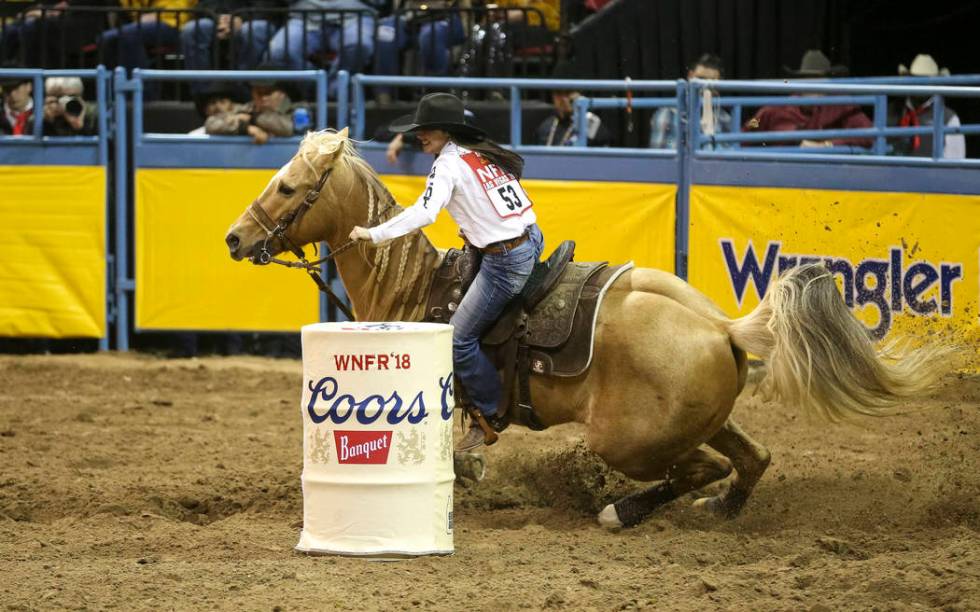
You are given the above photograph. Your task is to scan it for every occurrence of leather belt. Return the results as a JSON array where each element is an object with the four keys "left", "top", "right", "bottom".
[{"left": 479, "top": 229, "right": 530, "bottom": 255}]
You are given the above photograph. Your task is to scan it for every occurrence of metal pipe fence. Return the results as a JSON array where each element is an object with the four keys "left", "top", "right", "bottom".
[
  {"left": 0, "top": 65, "right": 112, "bottom": 349},
  {"left": 0, "top": 6, "right": 553, "bottom": 84},
  {"left": 2, "top": 69, "right": 980, "bottom": 349},
  {"left": 0, "top": 7, "right": 218, "bottom": 70},
  {"left": 692, "top": 79, "right": 980, "bottom": 161},
  {"left": 351, "top": 74, "right": 677, "bottom": 146}
]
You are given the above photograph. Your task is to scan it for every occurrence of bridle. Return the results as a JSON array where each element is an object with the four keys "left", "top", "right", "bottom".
[{"left": 247, "top": 166, "right": 357, "bottom": 321}]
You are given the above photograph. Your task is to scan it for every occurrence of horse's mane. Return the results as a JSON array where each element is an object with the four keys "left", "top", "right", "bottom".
[
  {"left": 298, "top": 130, "right": 400, "bottom": 225},
  {"left": 296, "top": 130, "right": 437, "bottom": 321}
]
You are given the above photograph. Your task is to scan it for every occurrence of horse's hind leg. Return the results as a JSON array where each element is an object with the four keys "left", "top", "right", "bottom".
[
  {"left": 693, "top": 418, "right": 771, "bottom": 518},
  {"left": 598, "top": 448, "right": 732, "bottom": 528}
]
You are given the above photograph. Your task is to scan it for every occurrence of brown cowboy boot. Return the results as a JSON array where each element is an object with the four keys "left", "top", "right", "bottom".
[{"left": 455, "top": 407, "right": 506, "bottom": 452}]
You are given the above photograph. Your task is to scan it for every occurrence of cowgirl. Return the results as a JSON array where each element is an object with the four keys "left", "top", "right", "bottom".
[{"left": 349, "top": 92, "right": 544, "bottom": 451}]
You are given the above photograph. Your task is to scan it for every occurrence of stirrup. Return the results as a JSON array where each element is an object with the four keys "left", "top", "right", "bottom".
[{"left": 456, "top": 406, "right": 500, "bottom": 451}]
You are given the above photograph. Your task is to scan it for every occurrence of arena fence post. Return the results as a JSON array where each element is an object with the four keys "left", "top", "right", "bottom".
[
  {"left": 873, "top": 94, "right": 887, "bottom": 156},
  {"left": 510, "top": 86, "right": 522, "bottom": 146},
  {"left": 352, "top": 74, "right": 366, "bottom": 139},
  {"left": 315, "top": 69, "right": 328, "bottom": 131},
  {"left": 675, "top": 78, "right": 693, "bottom": 280},
  {"left": 574, "top": 96, "right": 589, "bottom": 147},
  {"left": 336, "top": 70, "right": 350, "bottom": 130},
  {"left": 113, "top": 67, "right": 130, "bottom": 351},
  {"left": 97, "top": 65, "right": 111, "bottom": 351},
  {"left": 932, "top": 95, "right": 945, "bottom": 159}
]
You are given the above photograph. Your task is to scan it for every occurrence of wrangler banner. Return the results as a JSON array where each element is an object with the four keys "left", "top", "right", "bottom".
[
  {"left": 0, "top": 166, "right": 106, "bottom": 337},
  {"left": 136, "top": 169, "right": 676, "bottom": 331},
  {"left": 689, "top": 185, "right": 980, "bottom": 367}
]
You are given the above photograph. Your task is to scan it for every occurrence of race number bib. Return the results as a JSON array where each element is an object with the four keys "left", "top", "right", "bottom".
[{"left": 460, "top": 152, "right": 533, "bottom": 219}]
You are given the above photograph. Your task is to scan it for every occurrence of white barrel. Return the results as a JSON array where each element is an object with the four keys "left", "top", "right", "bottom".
[{"left": 296, "top": 322, "right": 455, "bottom": 557}]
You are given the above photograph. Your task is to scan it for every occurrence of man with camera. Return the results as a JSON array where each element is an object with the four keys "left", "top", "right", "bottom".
[{"left": 42, "top": 76, "right": 96, "bottom": 136}]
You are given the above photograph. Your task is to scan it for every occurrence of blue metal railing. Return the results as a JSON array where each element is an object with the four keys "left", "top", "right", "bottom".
[
  {"left": 3, "top": 69, "right": 980, "bottom": 350},
  {"left": 130, "top": 68, "right": 339, "bottom": 141},
  {"left": 0, "top": 66, "right": 112, "bottom": 350},
  {"left": 691, "top": 79, "right": 980, "bottom": 163},
  {"left": 0, "top": 66, "right": 110, "bottom": 159},
  {"left": 114, "top": 68, "right": 344, "bottom": 350},
  {"left": 350, "top": 74, "right": 678, "bottom": 149}
]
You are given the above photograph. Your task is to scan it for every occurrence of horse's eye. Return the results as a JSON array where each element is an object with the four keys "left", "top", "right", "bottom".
[{"left": 278, "top": 183, "right": 295, "bottom": 196}]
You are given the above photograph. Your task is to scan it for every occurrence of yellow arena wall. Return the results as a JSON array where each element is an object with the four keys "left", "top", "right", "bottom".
[
  {"left": 0, "top": 165, "right": 106, "bottom": 338},
  {"left": 135, "top": 169, "right": 675, "bottom": 331},
  {"left": 688, "top": 185, "right": 980, "bottom": 367}
]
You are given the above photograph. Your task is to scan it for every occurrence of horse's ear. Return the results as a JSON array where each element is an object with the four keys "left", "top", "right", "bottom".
[{"left": 337, "top": 126, "right": 349, "bottom": 139}]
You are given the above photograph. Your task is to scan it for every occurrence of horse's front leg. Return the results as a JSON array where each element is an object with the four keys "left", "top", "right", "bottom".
[
  {"left": 598, "top": 447, "right": 733, "bottom": 528},
  {"left": 693, "top": 418, "right": 771, "bottom": 518}
]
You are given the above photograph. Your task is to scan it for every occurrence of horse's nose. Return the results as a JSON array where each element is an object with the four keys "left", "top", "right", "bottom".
[{"left": 225, "top": 232, "right": 240, "bottom": 254}]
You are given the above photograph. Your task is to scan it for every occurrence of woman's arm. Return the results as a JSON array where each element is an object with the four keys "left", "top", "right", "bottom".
[{"left": 355, "top": 158, "right": 455, "bottom": 244}]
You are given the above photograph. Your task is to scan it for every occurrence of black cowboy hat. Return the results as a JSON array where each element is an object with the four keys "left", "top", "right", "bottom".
[
  {"left": 193, "top": 81, "right": 241, "bottom": 117},
  {"left": 783, "top": 49, "right": 849, "bottom": 78},
  {"left": 389, "top": 92, "right": 486, "bottom": 139},
  {"left": 0, "top": 60, "right": 31, "bottom": 90}
]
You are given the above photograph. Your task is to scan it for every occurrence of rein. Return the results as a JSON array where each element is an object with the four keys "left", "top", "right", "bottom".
[{"left": 247, "top": 167, "right": 357, "bottom": 321}]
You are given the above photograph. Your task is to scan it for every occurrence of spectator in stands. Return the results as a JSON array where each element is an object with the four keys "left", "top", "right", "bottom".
[
  {"left": 374, "top": 0, "right": 471, "bottom": 104},
  {"left": 99, "top": 0, "right": 197, "bottom": 77},
  {"left": 533, "top": 61, "right": 609, "bottom": 147},
  {"left": 42, "top": 76, "right": 97, "bottom": 135},
  {"left": 457, "top": 0, "right": 558, "bottom": 81},
  {"left": 205, "top": 69, "right": 294, "bottom": 143},
  {"left": 650, "top": 53, "right": 730, "bottom": 150},
  {"left": 266, "top": 0, "right": 376, "bottom": 91},
  {"left": 0, "top": 70, "right": 34, "bottom": 136},
  {"left": 891, "top": 54, "right": 965, "bottom": 159},
  {"left": 494, "top": 0, "right": 558, "bottom": 46},
  {"left": 188, "top": 81, "right": 237, "bottom": 135},
  {"left": 0, "top": 1, "right": 115, "bottom": 68},
  {"left": 743, "top": 49, "right": 873, "bottom": 148},
  {"left": 180, "top": 0, "right": 281, "bottom": 89}
]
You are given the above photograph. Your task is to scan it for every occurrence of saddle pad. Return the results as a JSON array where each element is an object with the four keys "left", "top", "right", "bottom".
[
  {"left": 529, "top": 262, "right": 634, "bottom": 377},
  {"left": 524, "top": 261, "right": 609, "bottom": 348}
]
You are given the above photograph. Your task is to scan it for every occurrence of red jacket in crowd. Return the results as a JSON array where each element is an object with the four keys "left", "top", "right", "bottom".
[{"left": 744, "top": 102, "right": 873, "bottom": 147}]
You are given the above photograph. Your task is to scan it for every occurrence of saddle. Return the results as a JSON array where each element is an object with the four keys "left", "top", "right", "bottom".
[{"left": 424, "top": 241, "right": 633, "bottom": 430}]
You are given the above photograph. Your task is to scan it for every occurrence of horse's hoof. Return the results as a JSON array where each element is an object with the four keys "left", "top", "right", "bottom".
[
  {"left": 453, "top": 451, "right": 486, "bottom": 483},
  {"left": 692, "top": 496, "right": 724, "bottom": 516},
  {"left": 598, "top": 504, "right": 623, "bottom": 529},
  {"left": 691, "top": 495, "right": 732, "bottom": 518}
]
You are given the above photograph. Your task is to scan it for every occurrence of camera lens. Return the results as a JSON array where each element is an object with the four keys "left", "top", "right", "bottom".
[{"left": 63, "top": 97, "right": 83, "bottom": 117}]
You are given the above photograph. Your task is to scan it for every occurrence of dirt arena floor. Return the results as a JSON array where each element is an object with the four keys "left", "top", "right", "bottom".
[{"left": 0, "top": 353, "right": 977, "bottom": 611}]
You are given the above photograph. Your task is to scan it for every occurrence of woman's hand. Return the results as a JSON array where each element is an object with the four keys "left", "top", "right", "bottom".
[
  {"left": 386, "top": 134, "right": 404, "bottom": 165},
  {"left": 349, "top": 226, "right": 372, "bottom": 242}
]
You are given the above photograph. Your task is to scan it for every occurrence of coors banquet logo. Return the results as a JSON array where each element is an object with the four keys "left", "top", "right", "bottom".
[{"left": 333, "top": 430, "right": 393, "bottom": 464}]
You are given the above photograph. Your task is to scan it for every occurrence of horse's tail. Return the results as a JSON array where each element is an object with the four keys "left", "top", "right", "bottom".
[{"left": 723, "top": 263, "right": 950, "bottom": 421}]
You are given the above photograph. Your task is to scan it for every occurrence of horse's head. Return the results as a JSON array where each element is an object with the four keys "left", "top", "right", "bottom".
[{"left": 225, "top": 127, "right": 351, "bottom": 262}]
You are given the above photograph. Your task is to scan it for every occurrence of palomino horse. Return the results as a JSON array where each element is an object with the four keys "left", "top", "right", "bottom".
[{"left": 225, "top": 130, "right": 947, "bottom": 528}]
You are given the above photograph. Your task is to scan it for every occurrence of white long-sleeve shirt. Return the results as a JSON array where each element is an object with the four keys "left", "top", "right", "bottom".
[{"left": 368, "top": 142, "right": 536, "bottom": 248}]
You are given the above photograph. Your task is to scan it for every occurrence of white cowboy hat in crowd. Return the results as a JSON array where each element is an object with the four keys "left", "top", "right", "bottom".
[{"left": 898, "top": 54, "right": 950, "bottom": 77}]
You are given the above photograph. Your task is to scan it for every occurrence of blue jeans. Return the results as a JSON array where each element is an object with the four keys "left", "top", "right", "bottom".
[
  {"left": 181, "top": 18, "right": 272, "bottom": 70},
  {"left": 267, "top": 17, "right": 374, "bottom": 83},
  {"left": 0, "top": 20, "right": 26, "bottom": 61},
  {"left": 450, "top": 224, "right": 544, "bottom": 417},
  {"left": 374, "top": 14, "right": 465, "bottom": 94},
  {"left": 99, "top": 21, "right": 180, "bottom": 71},
  {"left": 181, "top": 18, "right": 272, "bottom": 95}
]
